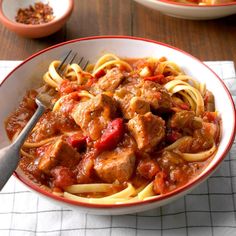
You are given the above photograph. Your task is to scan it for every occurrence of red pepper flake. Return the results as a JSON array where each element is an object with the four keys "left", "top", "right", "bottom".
[{"left": 15, "top": 2, "right": 55, "bottom": 25}]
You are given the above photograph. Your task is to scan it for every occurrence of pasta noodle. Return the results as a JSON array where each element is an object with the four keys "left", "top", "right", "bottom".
[
  {"left": 137, "top": 182, "right": 155, "bottom": 200},
  {"left": 181, "top": 143, "right": 216, "bottom": 162},
  {"left": 164, "top": 79, "right": 204, "bottom": 115},
  {"left": 64, "top": 183, "right": 114, "bottom": 194}
]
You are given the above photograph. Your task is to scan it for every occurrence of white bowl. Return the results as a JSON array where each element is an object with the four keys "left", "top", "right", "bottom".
[
  {"left": 0, "top": 36, "right": 235, "bottom": 215},
  {"left": 134, "top": 0, "right": 236, "bottom": 20}
]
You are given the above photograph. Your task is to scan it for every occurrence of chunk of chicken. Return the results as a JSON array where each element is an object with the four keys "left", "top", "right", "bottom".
[
  {"left": 71, "top": 94, "right": 117, "bottom": 140},
  {"left": 129, "top": 97, "right": 150, "bottom": 115},
  {"left": 114, "top": 80, "right": 171, "bottom": 119},
  {"left": 141, "top": 80, "right": 172, "bottom": 111},
  {"left": 158, "top": 150, "right": 184, "bottom": 170},
  {"left": 31, "top": 112, "right": 78, "bottom": 142},
  {"left": 94, "top": 148, "right": 136, "bottom": 183},
  {"left": 38, "top": 138, "right": 80, "bottom": 174},
  {"left": 91, "top": 68, "right": 124, "bottom": 94},
  {"left": 128, "top": 112, "right": 165, "bottom": 151},
  {"left": 170, "top": 110, "right": 202, "bottom": 132}
]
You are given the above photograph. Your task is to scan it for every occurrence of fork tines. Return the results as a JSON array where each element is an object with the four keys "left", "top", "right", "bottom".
[
  {"left": 57, "top": 51, "right": 89, "bottom": 76},
  {"left": 57, "top": 50, "right": 77, "bottom": 76}
]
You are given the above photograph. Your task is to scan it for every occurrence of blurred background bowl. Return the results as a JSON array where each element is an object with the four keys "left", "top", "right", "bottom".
[
  {"left": 134, "top": 0, "right": 236, "bottom": 20},
  {"left": 0, "top": 0, "right": 74, "bottom": 38}
]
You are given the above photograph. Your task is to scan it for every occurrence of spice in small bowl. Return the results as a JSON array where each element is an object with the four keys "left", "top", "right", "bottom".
[
  {"left": 15, "top": 2, "right": 55, "bottom": 25},
  {"left": 0, "top": 0, "right": 74, "bottom": 38}
]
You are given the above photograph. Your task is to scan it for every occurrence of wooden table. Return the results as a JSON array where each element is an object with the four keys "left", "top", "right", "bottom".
[{"left": 0, "top": 0, "right": 236, "bottom": 64}]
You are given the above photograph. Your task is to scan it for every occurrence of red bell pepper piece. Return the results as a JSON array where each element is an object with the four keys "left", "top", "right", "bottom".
[
  {"left": 67, "top": 133, "right": 87, "bottom": 150},
  {"left": 85, "top": 76, "right": 97, "bottom": 87},
  {"left": 94, "top": 69, "right": 106, "bottom": 79},
  {"left": 94, "top": 118, "right": 124, "bottom": 152}
]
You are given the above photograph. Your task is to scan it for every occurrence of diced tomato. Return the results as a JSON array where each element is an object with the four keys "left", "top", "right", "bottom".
[
  {"left": 179, "top": 103, "right": 190, "bottom": 110},
  {"left": 202, "top": 122, "right": 219, "bottom": 141},
  {"left": 59, "top": 80, "right": 81, "bottom": 94},
  {"left": 155, "top": 91, "right": 162, "bottom": 100},
  {"left": 67, "top": 133, "right": 87, "bottom": 150},
  {"left": 170, "top": 168, "right": 186, "bottom": 184},
  {"left": 85, "top": 76, "right": 97, "bottom": 87},
  {"left": 76, "top": 154, "right": 95, "bottom": 184},
  {"left": 56, "top": 91, "right": 81, "bottom": 114},
  {"left": 51, "top": 166, "right": 76, "bottom": 188},
  {"left": 166, "top": 129, "right": 182, "bottom": 143},
  {"left": 137, "top": 159, "right": 160, "bottom": 180},
  {"left": 153, "top": 171, "right": 166, "bottom": 194},
  {"left": 144, "top": 74, "right": 168, "bottom": 84},
  {"left": 52, "top": 187, "right": 63, "bottom": 193},
  {"left": 203, "top": 112, "right": 218, "bottom": 123},
  {"left": 94, "top": 118, "right": 124, "bottom": 152},
  {"left": 94, "top": 69, "right": 106, "bottom": 79}
]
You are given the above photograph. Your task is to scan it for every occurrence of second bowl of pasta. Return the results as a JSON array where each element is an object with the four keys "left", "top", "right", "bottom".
[{"left": 134, "top": 0, "right": 236, "bottom": 20}]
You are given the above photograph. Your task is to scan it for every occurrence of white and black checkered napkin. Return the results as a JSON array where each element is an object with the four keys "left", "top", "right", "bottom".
[{"left": 0, "top": 61, "right": 235, "bottom": 236}]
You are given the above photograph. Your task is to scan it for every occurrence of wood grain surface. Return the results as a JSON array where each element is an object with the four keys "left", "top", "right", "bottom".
[{"left": 0, "top": 0, "right": 235, "bottom": 63}]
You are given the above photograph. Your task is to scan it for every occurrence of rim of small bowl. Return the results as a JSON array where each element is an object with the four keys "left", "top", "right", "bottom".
[
  {"left": 1, "top": 35, "right": 236, "bottom": 209},
  {"left": 154, "top": 0, "right": 236, "bottom": 7},
  {"left": 0, "top": 0, "right": 74, "bottom": 29}
]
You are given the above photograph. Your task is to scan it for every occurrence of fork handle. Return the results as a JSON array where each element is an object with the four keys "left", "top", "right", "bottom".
[
  {"left": 0, "top": 103, "right": 46, "bottom": 190},
  {"left": 14, "top": 102, "right": 46, "bottom": 148}
]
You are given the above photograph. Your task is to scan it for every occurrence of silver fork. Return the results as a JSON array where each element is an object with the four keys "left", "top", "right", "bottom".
[{"left": 0, "top": 51, "right": 83, "bottom": 190}]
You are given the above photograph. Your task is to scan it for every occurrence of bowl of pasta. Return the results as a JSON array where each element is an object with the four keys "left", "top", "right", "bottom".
[
  {"left": 134, "top": 0, "right": 236, "bottom": 20},
  {"left": 0, "top": 36, "right": 235, "bottom": 215}
]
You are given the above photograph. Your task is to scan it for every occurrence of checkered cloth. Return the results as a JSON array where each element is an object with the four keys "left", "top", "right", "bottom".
[{"left": 0, "top": 61, "right": 235, "bottom": 236}]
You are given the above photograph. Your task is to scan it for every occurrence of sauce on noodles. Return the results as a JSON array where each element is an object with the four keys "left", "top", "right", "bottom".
[{"left": 5, "top": 54, "right": 221, "bottom": 204}]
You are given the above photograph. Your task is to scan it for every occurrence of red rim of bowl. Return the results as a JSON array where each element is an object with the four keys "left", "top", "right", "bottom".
[
  {"left": 154, "top": 0, "right": 236, "bottom": 7},
  {"left": 1, "top": 35, "right": 236, "bottom": 209},
  {"left": 0, "top": 0, "right": 74, "bottom": 29}
]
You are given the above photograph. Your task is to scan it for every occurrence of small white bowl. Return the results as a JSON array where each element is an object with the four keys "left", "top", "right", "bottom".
[
  {"left": 0, "top": 36, "right": 235, "bottom": 215},
  {"left": 134, "top": 0, "right": 236, "bottom": 20},
  {"left": 0, "top": 0, "right": 74, "bottom": 38}
]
